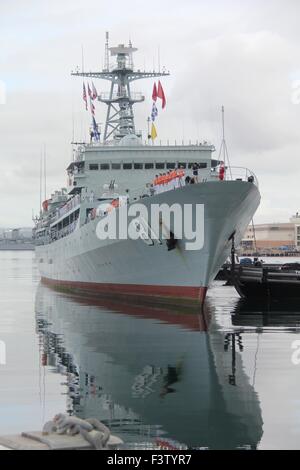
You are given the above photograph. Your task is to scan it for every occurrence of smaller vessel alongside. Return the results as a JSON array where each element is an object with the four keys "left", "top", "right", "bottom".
[{"left": 233, "top": 264, "right": 300, "bottom": 301}]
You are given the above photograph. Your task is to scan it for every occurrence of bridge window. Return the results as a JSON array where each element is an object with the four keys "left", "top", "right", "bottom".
[
  {"left": 89, "top": 164, "right": 99, "bottom": 170},
  {"left": 112, "top": 163, "right": 121, "bottom": 170},
  {"left": 178, "top": 162, "right": 187, "bottom": 168},
  {"left": 188, "top": 162, "right": 207, "bottom": 169},
  {"left": 145, "top": 163, "right": 154, "bottom": 169},
  {"left": 155, "top": 163, "right": 165, "bottom": 170},
  {"left": 134, "top": 163, "right": 143, "bottom": 169},
  {"left": 166, "top": 163, "right": 176, "bottom": 169},
  {"left": 100, "top": 163, "right": 110, "bottom": 170},
  {"left": 123, "top": 163, "right": 132, "bottom": 170}
]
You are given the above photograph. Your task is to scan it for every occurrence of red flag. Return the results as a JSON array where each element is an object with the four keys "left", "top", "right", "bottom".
[
  {"left": 92, "top": 82, "right": 98, "bottom": 100},
  {"left": 157, "top": 81, "right": 166, "bottom": 109},
  {"left": 83, "top": 83, "right": 88, "bottom": 110},
  {"left": 88, "top": 83, "right": 92, "bottom": 98},
  {"left": 152, "top": 82, "right": 158, "bottom": 102}
]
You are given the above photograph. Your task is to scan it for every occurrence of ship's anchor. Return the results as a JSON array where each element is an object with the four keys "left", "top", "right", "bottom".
[
  {"left": 166, "top": 231, "right": 178, "bottom": 251},
  {"left": 159, "top": 216, "right": 178, "bottom": 252}
]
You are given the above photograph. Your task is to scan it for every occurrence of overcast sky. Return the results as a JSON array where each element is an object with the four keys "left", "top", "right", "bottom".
[{"left": 0, "top": 0, "right": 300, "bottom": 227}]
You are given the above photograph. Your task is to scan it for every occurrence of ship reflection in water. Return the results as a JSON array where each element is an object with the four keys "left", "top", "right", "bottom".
[{"left": 34, "top": 282, "right": 300, "bottom": 450}]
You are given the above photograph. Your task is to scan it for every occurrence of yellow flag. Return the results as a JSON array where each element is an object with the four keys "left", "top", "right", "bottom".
[{"left": 151, "top": 123, "right": 157, "bottom": 141}]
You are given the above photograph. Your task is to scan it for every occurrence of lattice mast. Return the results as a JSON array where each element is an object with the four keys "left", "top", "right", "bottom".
[{"left": 72, "top": 36, "right": 169, "bottom": 142}]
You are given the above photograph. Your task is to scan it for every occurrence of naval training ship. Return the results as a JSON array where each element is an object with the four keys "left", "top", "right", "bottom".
[{"left": 34, "top": 36, "right": 260, "bottom": 304}]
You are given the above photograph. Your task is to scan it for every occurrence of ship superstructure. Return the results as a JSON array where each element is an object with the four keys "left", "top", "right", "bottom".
[{"left": 34, "top": 36, "right": 260, "bottom": 304}]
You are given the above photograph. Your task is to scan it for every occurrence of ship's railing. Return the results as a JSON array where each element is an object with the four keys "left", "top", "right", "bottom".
[
  {"left": 122, "top": 174, "right": 193, "bottom": 202},
  {"left": 35, "top": 222, "right": 78, "bottom": 246},
  {"left": 52, "top": 194, "right": 81, "bottom": 222},
  {"left": 86, "top": 140, "right": 214, "bottom": 148},
  {"left": 127, "top": 167, "right": 258, "bottom": 201},
  {"left": 72, "top": 167, "right": 85, "bottom": 175},
  {"left": 50, "top": 220, "right": 79, "bottom": 242},
  {"left": 224, "top": 166, "right": 259, "bottom": 187},
  {"left": 142, "top": 140, "right": 214, "bottom": 148}
]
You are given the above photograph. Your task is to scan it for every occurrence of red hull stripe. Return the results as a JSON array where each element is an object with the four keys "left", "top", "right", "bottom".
[
  {"left": 47, "top": 293, "right": 210, "bottom": 331},
  {"left": 41, "top": 277, "right": 208, "bottom": 303}
]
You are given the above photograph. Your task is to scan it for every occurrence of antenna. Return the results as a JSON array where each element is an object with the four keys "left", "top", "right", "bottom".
[
  {"left": 147, "top": 116, "right": 151, "bottom": 143},
  {"left": 218, "top": 106, "right": 232, "bottom": 179},
  {"left": 72, "top": 39, "right": 170, "bottom": 142},
  {"left": 222, "top": 105, "right": 225, "bottom": 142},
  {"left": 81, "top": 45, "right": 85, "bottom": 73},
  {"left": 44, "top": 144, "right": 47, "bottom": 201},
  {"left": 72, "top": 112, "right": 75, "bottom": 141},
  {"left": 105, "top": 32, "right": 109, "bottom": 71},
  {"left": 158, "top": 46, "right": 161, "bottom": 73},
  {"left": 129, "top": 38, "right": 134, "bottom": 70},
  {"left": 39, "top": 153, "right": 42, "bottom": 214},
  {"left": 222, "top": 106, "right": 226, "bottom": 165}
]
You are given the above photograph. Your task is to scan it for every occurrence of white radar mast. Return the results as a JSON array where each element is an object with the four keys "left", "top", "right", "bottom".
[{"left": 72, "top": 34, "right": 170, "bottom": 142}]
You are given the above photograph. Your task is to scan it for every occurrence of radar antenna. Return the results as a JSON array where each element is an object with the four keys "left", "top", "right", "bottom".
[
  {"left": 72, "top": 35, "right": 170, "bottom": 143},
  {"left": 128, "top": 38, "right": 134, "bottom": 70},
  {"left": 104, "top": 32, "right": 109, "bottom": 72}
]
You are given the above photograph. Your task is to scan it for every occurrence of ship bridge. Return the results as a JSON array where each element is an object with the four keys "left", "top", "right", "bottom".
[{"left": 67, "top": 139, "right": 219, "bottom": 197}]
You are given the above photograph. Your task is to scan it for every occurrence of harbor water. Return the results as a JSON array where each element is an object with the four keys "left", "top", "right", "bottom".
[{"left": 1, "top": 251, "right": 300, "bottom": 449}]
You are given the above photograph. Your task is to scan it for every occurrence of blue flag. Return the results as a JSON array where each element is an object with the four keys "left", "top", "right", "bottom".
[
  {"left": 92, "top": 116, "right": 100, "bottom": 141},
  {"left": 151, "top": 102, "right": 158, "bottom": 122}
]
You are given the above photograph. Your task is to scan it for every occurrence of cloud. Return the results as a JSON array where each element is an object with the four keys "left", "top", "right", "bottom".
[{"left": 0, "top": 0, "right": 299, "bottom": 226}]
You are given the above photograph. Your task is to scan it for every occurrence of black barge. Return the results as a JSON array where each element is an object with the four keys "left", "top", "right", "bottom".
[{"left": 232, "top": 264, "right": 300, "bottom": 300}]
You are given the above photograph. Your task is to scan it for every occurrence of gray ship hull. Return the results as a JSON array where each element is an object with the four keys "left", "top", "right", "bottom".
[{"left": 36, "top": 180, "right": 260, "bottom": 304}]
